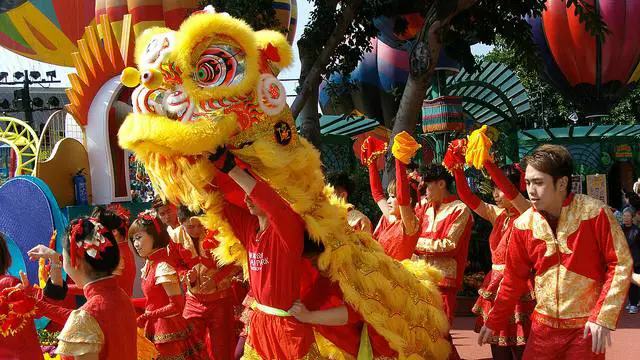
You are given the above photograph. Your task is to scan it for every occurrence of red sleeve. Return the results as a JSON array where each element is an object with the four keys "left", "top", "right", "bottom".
[
  {"left": 224, "top": 202, "right": 260, "bottom": 247},
  {"left": 249, "top": 179, "right": 305, "bottom": 248},
  {"left": 35, "top": 296, "right": 73, "bottom": 325},
  {"left": 454, "top": 169, "right": 481, "bottom": 210},
  {"left": 0, "top": 275, "right": 20, "bottom": 288},
  {"left": 167, "top": 240, "right": 189, "bottom": 280},
  {"left": 589, "top": 209, "right": 633, "bottom": 330},
  {"left": 395, "top": 159, "right": 410, "bottom": 206},
  {"left": 484, "top": 161, "right": 519, "bottom": 201},
  {"left": 485, "top": 228, "right": 533, "bottom": 330},
  {"left": 368, "top": 164, "right": 386, "bottom": 203}
]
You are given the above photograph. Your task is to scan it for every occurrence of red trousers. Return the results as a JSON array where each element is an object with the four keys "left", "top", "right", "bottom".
[
  {"left": 440, "top": 287, "right": 461, "bottom": 360},
  {"left": 523, "top": 320, "right": 605, "bottom": 360},
  {"left": 184, "top": 293, "right": 237, "bottom": 360}
]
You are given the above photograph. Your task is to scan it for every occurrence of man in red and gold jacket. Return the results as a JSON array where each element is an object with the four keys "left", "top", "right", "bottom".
[
  {"left": 479, "top": 144, "right": 632, "bottom": 360},
  {"left": 413, "top": 163, "right": 473, "bottom": 360},
  {"left": 170, "top": 207, "right": 244, "bottom": 360}
]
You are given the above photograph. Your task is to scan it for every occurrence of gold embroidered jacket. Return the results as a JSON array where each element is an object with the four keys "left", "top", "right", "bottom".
[
  {"left": 413, "top": 195, "right": 474, "bottom": 288},
  {"left": 486, "top": 193, "right": 633, "bottom": 330}
]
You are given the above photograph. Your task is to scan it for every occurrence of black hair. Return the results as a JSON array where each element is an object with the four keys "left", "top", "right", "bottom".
[
  {"left": 326, "top": 172, "right": 355, "bottom": 198},
  {"left": 128, "top": 214, "right": 171, "bottom": 257},
  {"left": 419, "top": 163, "right": 453, "bottom": 188},
  {"left": 177, "top": 205, "right": 204, "bottom": 223},
  {"left": 626, "top": 192, "right": 640, "bottom": 210},
  {"left": 0, "top": 232, "right": 10, "bottom": 275},
  {"left": 91, "top": 206, "right": 127, "bottom": 237},
  {"left": 65, "top": 217, "right": 120, "bottom": 275}
]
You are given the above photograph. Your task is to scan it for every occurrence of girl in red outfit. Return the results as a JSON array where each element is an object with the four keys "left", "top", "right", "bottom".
[
  {"left": 129, "top": 211, "right": 205, "bottom": 359},
  {"left": 448, "top": 143, "right": 534, "bottom": 360},
  {"left": 92, "top": 206, "right": 137, "bottom": 296},
  {"left": 0, "top": 233, "right": 42, "bottom": 360},
  {"left": 29, "top": 217, "right": 137, "bottom": 360},
  {"left": 365, "top": 133, "right": 421, "bottom": 260}
]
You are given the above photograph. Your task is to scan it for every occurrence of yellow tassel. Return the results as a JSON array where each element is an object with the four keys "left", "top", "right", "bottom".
[{"left": 465, "top": 125, "right": 493, "bottom": 169}]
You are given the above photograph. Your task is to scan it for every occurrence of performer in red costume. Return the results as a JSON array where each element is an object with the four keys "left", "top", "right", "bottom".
[
  {"left": 478, "top": 144, "right": 633, "bottom": 360},
  {"left": 170, "top": 205, "right": 243, "bottom": 360},
  {"left": 209, "top": 146, "right": 319, "bottom": 359},
  {"left": 0, "top": 233, "right": 42, "bottom": 360},
  {"left": 152, "top": 196, "right": 180, "bottom": 232},
  {"left": 445, "top": 139, "right": 534, "bottom": 360},
  {"left": 29, "top": 217, "right": 137, "bottom": 359},
  {"left": 129, "top": 211, "right": 205, "bottom": 359},
  {"left": 413, "top": 162, "right": 474, "bottom": 360},
  {"left": 364, "top": 133, "right": 421, "bottom": 261}
]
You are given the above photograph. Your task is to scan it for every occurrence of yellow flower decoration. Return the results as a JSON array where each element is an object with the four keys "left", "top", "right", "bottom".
[
  {"left": 465, "top": 125, "right": 494, "bottom": 169},
  {"left": 391, "top": 131, "right": 421, "bottom": 164}
]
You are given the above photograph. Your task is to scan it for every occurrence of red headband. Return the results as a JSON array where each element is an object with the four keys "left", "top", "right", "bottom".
[
  {"left": 107, "top": 203, "right": 131, "bottom": 230},
  {"left": 69, "top": 218, "right": 112, "bottom": 268},
  {"left": 137, "top": 211, "right": 162, "bottom": 235}
]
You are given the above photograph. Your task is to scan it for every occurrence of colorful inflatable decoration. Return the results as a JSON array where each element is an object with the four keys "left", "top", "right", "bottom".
[
  {"left": 0, "top": 176, "right": 67, "bottom": 329},
  {"left": 373, "top": 13, "right": 425, "bottom": 51},
  {"left": 0, "top": 1, "right": 298, "bottom": 66},
  {"left": 320, "top": 38, "right": 459, "bottom": 126},
  {"left": 118, "top": 9, "right": 449, "bottom": 358},
  {"left": 0, "top": 117, "right": 38, "bottom": 176},
  {"left": 528, "top": 0, "right": 640, "bottom": 114}
]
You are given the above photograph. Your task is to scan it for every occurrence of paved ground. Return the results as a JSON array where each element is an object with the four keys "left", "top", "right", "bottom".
[{"left": 452, "top": 311, "right": 640, "bottom": 359}]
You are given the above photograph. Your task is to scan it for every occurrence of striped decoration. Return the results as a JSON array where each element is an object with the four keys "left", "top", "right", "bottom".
[{"left": 421, "top": 96, "right": 464, "bottom": 133}]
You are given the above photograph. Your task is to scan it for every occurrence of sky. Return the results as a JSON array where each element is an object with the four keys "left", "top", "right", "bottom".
[{"left": 1, "top": 0, "right": 493, "bottom": 99}]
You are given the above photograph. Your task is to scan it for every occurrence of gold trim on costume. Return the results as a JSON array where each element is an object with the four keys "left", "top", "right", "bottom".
[
  {"left": 56, "top": 309, "right": 104, "bottom": 356},
  {"left": 242, "top": 341, "right": 325, "bottom": 360},
  {"left": 416, "top": 200, "right": 472, "bottom": 253}
]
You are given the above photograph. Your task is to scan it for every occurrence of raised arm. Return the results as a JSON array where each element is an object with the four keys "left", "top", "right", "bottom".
[
  {"left": 368, "top": 163, "right": 390, "bottom": 216},
  {"left": 453, "top": 168, "right": 500, "bottom": 224},
  {"left": 483, "top": 161, "right": 530, "bottom": 214},
  {"left": 391, "top": 132, "right": 421, "bottom": 235}
]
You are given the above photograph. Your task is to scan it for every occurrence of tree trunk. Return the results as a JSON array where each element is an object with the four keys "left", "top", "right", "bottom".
[
  {"left": 383, "top": 0, "right": 478, "bottom": 183},
  {"left": 293, "top": 0, "right": 365, "bottom": 146}
]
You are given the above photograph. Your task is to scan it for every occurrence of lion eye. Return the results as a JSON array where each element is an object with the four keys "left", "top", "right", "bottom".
[{"left": 194, "top": 45, "right": 245, "bottom": 87}]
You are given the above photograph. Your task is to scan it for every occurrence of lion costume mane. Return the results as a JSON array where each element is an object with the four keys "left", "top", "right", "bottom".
[{"left": 118, "top": 8, "right": 449, "bottom": 359}]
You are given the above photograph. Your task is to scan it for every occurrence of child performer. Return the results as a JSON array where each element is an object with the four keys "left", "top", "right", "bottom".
[
  {"left": 0, "top": 233, "right": 41, "bottom": 360},
  {"left": 93, "top": 205, "right": 136, "bottom": 296},
  {"left": 444, "top": 137, "right": 534, "bottom": 360},
  {"left": 28, "top": 217, "right": 137, "bottom": 359},
  {"left": 364, "top": 132, "right": 421, "bottom": 260},
  {"left": 209, "top": 146, "right": 319, "bottom": 359},
  {"left": 129, "top": 211, "right": 205, "bottom": 359},
  {"left": 171, "top": 206, "right": 243, "bottom": 360}
]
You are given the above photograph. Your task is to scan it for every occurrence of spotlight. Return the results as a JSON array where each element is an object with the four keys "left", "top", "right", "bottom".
[
  {"left": 0, "top": 99, "right": 10, "bottom": 109},
  {"left": 46, "top": 70, "right": 56, "bottom": 79},
  {"left": 32, "top": 97, "right": 44, "bottom": 107},
  {"left": 29, "top": 71, "right": 41, "bottom": 80},
  {"left": 0, "top": 72, "right": 7, "bottom": 81},
  {"left": 47, "top": 96, "right": 60, "bottom": 107},
  {"left": 13, "top": 71, "right": 24, "bottom": 80}
]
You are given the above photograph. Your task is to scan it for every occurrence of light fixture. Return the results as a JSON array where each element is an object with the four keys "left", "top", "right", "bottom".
[
  {"left": 13, "top": 71, "right": 23, "bottom": 80},
  {"left": 0, "top": 99, "right": 10, "bottom": 109},
  {"left": 0, "top": 72, "right": 7, "bottom": 81},
  {"left": 29, "top": 71, "right": 41, "bottom": 80},
  {"left": 47, "top": 96, "right": 60, "bottom": 107},
  {"left": 32, "top": 97, "right": 44, "bottom": 107},
  {"left": 46, "top": 70, "right": 56, "bottom": 79}
]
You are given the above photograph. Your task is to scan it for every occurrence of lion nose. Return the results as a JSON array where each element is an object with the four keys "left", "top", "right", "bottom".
[{"left": 140, "top": 69, "right": 163, "bottom": 89}]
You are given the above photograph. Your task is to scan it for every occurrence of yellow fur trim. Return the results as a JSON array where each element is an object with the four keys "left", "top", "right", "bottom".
[
  {"left": 255, "top": 29, "right": 294, "bottom": 70},
  {"left": 118, "top": 112, "right": 238, "bottom": 157},
  {"left": 174, "top": 12, "right": 260, "bottom": 102}
]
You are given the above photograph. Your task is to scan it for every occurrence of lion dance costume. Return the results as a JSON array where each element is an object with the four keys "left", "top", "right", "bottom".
[{"left": 119, "top": 7, "right": 449, "bottom": 359}]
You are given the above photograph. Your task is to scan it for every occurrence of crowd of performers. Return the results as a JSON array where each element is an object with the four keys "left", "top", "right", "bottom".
[{"left": 1, "top": 127, "right": 638, "bottom": 360}]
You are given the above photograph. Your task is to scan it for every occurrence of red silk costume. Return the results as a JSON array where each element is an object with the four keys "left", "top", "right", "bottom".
[
  {"left": 0, "top": 275, "right": 42, "bottom": 360},
  {"left": 414, "top": 195, "right": 474, "bottom": 322},
  {"left": 115, "top": 241, "right": 137, "bottom": 296},
  {"left": 223, "top": 180, "right": 317, "bottom": 360},
  {"left": 56, "top": 276, "right": 137, "bottom": 359},
  {"left": 168, "top": 225, "right": 242, "bottom": 360},
  {"left": 453, "top": 168, "right": 535, "bottom": 346},
  {"left": 485, "top": 194, "right": 633, "bottom": 359},
  {"left": 139, "top": 248, "right": 205, "bottom": 359}
]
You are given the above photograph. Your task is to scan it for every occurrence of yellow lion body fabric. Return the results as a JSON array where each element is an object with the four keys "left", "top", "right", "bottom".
[{"left": 119, "top": 8, "right": 449, "bottom": 359}]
